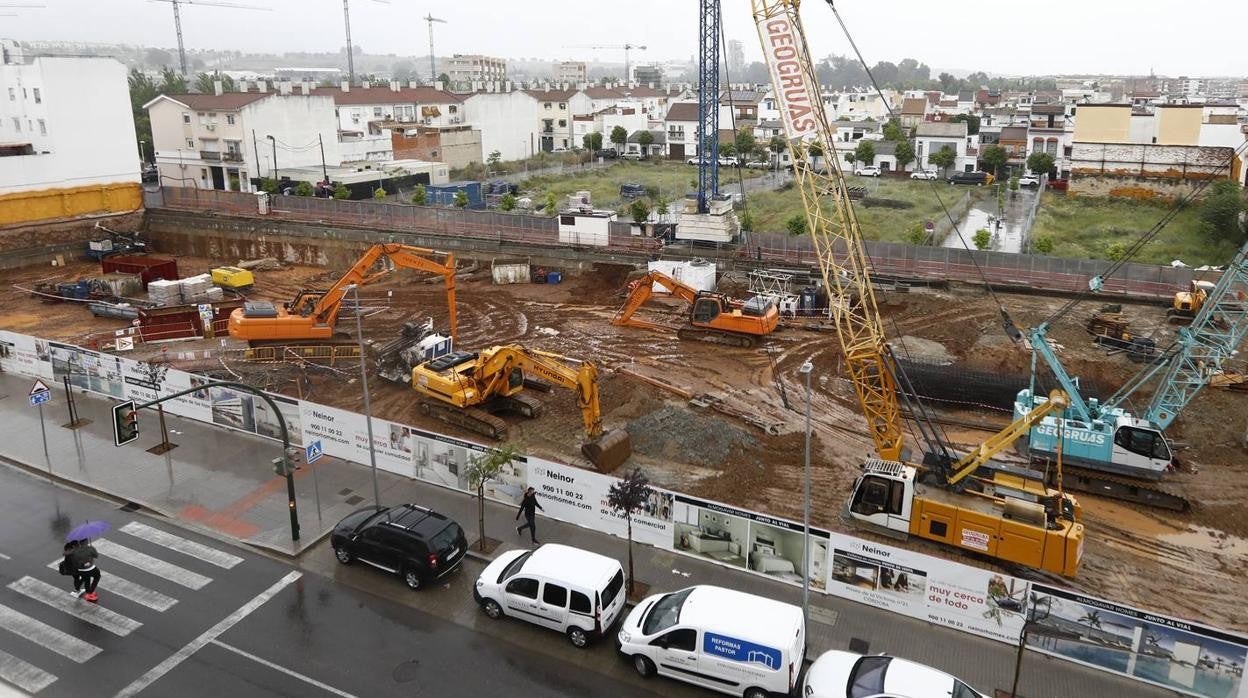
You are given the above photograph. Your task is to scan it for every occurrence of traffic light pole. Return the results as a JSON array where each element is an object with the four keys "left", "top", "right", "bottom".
[{"left": 128, "top": 381, "right": 301, "bottom": 542}]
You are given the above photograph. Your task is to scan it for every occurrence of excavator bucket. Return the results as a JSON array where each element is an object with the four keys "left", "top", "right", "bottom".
[{"left": 582, "top": 429, "right": 632, "bottom": 473}]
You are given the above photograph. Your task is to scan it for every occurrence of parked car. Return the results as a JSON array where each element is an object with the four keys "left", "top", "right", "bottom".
[
  {"left": 744, "top": 160, "right": 770, "bottom": 169},
  {"left": 618, "top": 585, "right": 805, "bottom": 697},
  {"left": 474, "top": 543, "right": 627, "bottom": 648},
  {"left": 948, "top": 171, "right": 992, "bottom": 186},
  {"left": 600, "top": 148, "right": 619, "bottom": 159},
  {"left": 141, "top": 164, "right": 159, "bottom": 184},
  {"left": 853, "top": 165, "right": 881, "bottom": 177},
  {"left": 909, "top": 169, "right": 938, "bottom": 180},
  {"left": 804, "top": 651, "right": 988, "bottom": 698},
  {"left": 718, "top": 156, "right": 740, "bottom": 167},
  {"left": 621, "top": 152, "right": 644, "bottom": 161},
  {"left": 331, "top": 503, "right": 467, "bottom": 591},
  {"left": 551, "top": 146, "right": 569, "bottom": 154},
  {"left": 619, "top": 182, "right": 647, "bottom": 199},
  {"left": 1018, "top": 174, "right": 1041, "bottom": 187},
  {"left": 686, "top": 156, "right": 711, "bottom": 166}
]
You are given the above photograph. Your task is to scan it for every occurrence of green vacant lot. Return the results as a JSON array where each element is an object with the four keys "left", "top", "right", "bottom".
[
  {"left": 1030, "top": 193, "right": 1236, "bottom": 266},
  {"left": 518, "top": 161, "right": 763, "bottom": 211},
  {"left": 746, "top": 177, "right": 982, "bottom": 243}
]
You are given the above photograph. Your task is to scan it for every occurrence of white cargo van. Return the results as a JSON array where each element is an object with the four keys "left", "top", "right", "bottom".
[
  {"left": 617, "top": 585, "right": 805, "bottom": 698},
  {"left": 474, "top": 543, "right": 626, "bottom": 648}
]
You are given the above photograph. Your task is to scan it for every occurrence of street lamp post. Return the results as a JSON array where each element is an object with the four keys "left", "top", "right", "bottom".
[
  {"left": 138, "top": 139, "right": 148, "bottom": 165},
  {"left": 266, "top": 134, "right": 277, "bottom": 182},
  {"left": 348, "top": 283, "right": 382, "bottom": 508},
  {"left": 799, "top": 360, "right": 813, "bottom": 633}
]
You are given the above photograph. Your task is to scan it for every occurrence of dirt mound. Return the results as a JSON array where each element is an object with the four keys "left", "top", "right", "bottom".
[{"left": 626, "top": 405, "right": 760, "bottom": 467}]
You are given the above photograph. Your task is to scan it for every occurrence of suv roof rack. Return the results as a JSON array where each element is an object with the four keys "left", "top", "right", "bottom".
[{"left": 382, "top": 503, "right": 447, "bottom": 532}]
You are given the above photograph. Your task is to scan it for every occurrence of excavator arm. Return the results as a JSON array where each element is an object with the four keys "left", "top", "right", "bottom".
[
  {"left": 474, "top": 346, "right": 606, "bottom": 438},
  {"left": 611, "top": 270, "right": 702, "bottom": 330},
  {"left": 945, "top": 390, "right": 1069, "bottom": 488},
  {"left": 311, "top": 243, "right": 458, "bottom": 340}
]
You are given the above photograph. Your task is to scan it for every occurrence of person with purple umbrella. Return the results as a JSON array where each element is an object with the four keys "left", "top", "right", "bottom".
[
  {"left": 64, "top": 521, "right": 109, "bottom": 603},
  {"left": 59, "top": 540, "right": 84, "bottom": 596}
]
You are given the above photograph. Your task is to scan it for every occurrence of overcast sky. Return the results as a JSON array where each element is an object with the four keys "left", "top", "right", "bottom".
[{"left": 4, "top": 0, "right": 1246, "bottom": 77}]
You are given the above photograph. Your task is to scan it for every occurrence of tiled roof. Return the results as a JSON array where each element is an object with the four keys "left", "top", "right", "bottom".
[
  {"left": 153, "top": 92, "right": 269, "bottom": 110},
  {"left": 665, "top": 102, "right": 699, "bottom": 122},
  {"left": 307, "top": 86, "right": 462, "bottom": 104},
  {"left": 915, "top": 122, "right": 967, "bottom": 138},
  {"left": 901, "top": 97, "right": 928, "bottom": 115},
  {"left": 627, "top": 129, "right": 666, "bottom": 144},
  {"left": 524, "top": 89, "right": 578, "bottom": 102},
  {"left": 584, "top": 87, "right": 625, "bottom": 99},
  {"left": 999, "top": 126, "right": 1029, "bottom": 141}
]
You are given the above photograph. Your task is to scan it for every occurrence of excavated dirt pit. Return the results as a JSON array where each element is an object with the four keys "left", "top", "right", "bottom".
[{"left": 4, "top": 256, "right": 1247, "bottom": 630}]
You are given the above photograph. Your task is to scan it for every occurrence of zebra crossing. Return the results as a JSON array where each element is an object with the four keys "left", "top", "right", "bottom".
[{"left": 0, "top": 521, "right": 251, "bottom": 695}]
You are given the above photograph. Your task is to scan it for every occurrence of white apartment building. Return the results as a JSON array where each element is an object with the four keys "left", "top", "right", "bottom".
[
  {"left": 462, "top": 89, "right": 539, "bottom": 161},
  {"left": 0, "top": 42, "right": 140, "bottom": 225},
  {"left": 145, "top": 85, "right": 340, "bottom": 191},
  {"left": 312, "top": 82, "right": 463, "bottom": 163},
  {"left": 447, "top": 54, "right": 507, "bottom": 87},
  {"left": 555, "top": 61, "right": 587, "bottom": 83},
  {"left": 571, "top": 105, "right": 647, "bottom": 151},
  {"left": 664, "top": 101, "right": 700, "bottom": 161},
  {"left": 525, "top": 88, "right": 579, "bottom": 152}
]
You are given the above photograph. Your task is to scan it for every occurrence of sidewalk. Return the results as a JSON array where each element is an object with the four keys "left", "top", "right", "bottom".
[{"left": 0, "top": 371, "right": 1171, "bottom": 698}]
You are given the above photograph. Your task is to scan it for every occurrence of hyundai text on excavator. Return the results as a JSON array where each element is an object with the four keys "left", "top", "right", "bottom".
[
  {"left": 227, "top": 243, "right": 458, "bottom": 344},
  {"left": 410, "top": 345, "right": 633, "bottom": 471},
  {"left": 754, "top": 0, "right": 1084, "bottom": 576},
  {"left": 611, "top": 269, "right": 779, "bottom": 347}
]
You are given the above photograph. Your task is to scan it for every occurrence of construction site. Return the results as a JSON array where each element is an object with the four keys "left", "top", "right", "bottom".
[{"left": 4, "top": 236, "right": 1247, "bottom": 632}]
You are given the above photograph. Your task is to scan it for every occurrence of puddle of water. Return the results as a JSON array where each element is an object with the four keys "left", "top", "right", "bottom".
[
  {"left": 1161, "top": 525, "right": 1248, "bottom": 559},
  {"left": 942, "top": 188, "right": 1037, "bottom": 253}
]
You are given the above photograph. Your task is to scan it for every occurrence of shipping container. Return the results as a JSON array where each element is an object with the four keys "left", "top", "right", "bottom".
[
  {"left": 101, "top": 255, "right": 179, "bottom": 288},
  {"left": 427, "top": 181, "right": 483, "bottom": 207},
  {"left": 491, "top": 258, "right": 531, "bottom": 285},
  {"left": 647, "top": 259, "right": 716, "bottom": 292}
]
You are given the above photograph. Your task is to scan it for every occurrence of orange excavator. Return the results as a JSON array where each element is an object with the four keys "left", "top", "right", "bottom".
[
  {"left": 611, "top": 269, "right": 779, "bottom": 347},
  {"left": 228, "top": 243, "right": 457, "bottom": 343}
]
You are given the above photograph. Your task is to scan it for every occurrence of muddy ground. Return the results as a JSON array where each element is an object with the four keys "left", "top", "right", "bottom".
[{"left": 4, "top": 257, "right": 1246, "bottom": 631}]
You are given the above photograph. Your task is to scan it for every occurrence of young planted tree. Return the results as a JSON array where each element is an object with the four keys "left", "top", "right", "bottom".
[
  {"left": 769, "top": 135, "right": 787, "bottom": 165},
  {"left": 610, "top": 125, "right": 629, "bottom": 154},
  {"left": 629, "top": 198, "right": 651, "bottom": 224},
  {"left": 374, "top": 187, "right": 388, "bottom": 200},
  {"left": 1026, "top": 151, "right": 1055, "bottom": 179},
  {"left": 894, "top": 140, "right": 915, "bottom": 173},
  {"left": 785, "top": 214, "right": 808, "bottom": 236},
  {"left": 464, "top": 444, "right": 520, "bottom": 552},
  {"left": 973, "top": 228, "right": 992, "bottom": 250},
  {"left": 486, "top": 150, "right": 502, "bottom": 170},
  {"left": 453, "top": 190, "right": 469, "bottom": 208},
  {"left": 637, "top": 130, "right": 654, "bottom": 158},
  {"left": 929, "top": 146, "right": 956, "bottom": 177},
  {"left": 807, "top": 141, "right": 824, "bottom": 171},
  {"left": 500, "top": 192, "right": 517, "bottom": 212},
  {"left": 606, "top": 468, "right": 653, "bottom": 595},
  {"left": 853, "top": 140, "right": 876, "bottom": 167},
  {"left": 583, "top": 131, "right": 603, "bottom": 154},
  {"left": 294, "top": 181, "right": 314, "bottom": 197},
  {"left": 980, "top": 145, "right": 1009, "bottom": 179},
  {"left": 333, "top": 182, "right": 350, "bottom": 199},
  {"left": 410, "top": 184, "right": 428, "bottom": 205},
  {"left": 735, "top": 129, "right": 756, "bottom": 159},
  {"left": 543, "top": 192, "right": 557, "bottom": 215}
]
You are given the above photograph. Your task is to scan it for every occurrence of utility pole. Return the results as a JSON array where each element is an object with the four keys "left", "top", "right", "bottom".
[
  {"left": 266, "top": 134, "right": 277, "bottom": 182},
  {"left": 318, "top": 134, "right": 328, "bottom": 181},
  {"left": 342, "top": 0, "right": 354, "bottom": 85},
  {"left": 423, "top": 13, "right": 447, "bottom": 84}
]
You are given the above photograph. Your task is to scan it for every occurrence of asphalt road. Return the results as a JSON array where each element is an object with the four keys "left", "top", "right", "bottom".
[{"left": 0, "top": 464, "right": 684, "bottom": 697}]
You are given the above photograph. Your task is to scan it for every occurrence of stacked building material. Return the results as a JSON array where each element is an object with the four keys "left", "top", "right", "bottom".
[
  {"left": 147, "top": 279, "right": 181, "bottom": 306},
  {"left": 178, "top": 274, "right": 213, "bottom": 303}
]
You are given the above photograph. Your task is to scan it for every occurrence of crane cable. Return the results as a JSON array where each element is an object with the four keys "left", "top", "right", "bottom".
[{"left": 716, "top": 0, "right": 752, "bottom": 244}]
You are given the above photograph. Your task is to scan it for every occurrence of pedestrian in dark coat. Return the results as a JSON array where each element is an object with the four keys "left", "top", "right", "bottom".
[
  {"left": 60, "top": 540, "right": 84, "bottom": 596},
  {"left": 69, "top": 540, "right": 101, "bottom": 603},
  {"left": 515, "top": 487, "right": 544, "bottom": 544}
]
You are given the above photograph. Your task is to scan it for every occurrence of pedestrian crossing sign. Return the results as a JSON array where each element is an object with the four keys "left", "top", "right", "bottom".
[{"left": 305, "top": 440, "right": 323, "bottom": 464}]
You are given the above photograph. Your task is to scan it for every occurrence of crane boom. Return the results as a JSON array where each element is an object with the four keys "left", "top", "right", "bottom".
[{"left": 752, "top": 1, "right": 903, "bottom": 460}]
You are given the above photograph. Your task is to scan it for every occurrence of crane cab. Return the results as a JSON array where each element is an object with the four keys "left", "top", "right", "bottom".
[{"left": 846, "top": 459, "right": 914, "bottom": 537}]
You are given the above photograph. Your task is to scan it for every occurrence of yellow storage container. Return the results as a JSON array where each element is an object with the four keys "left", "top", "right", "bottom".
[{"left": 211, "top": 266, "right": 255, "bottom": 290}]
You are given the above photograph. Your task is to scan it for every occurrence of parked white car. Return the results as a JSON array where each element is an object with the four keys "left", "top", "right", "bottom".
[
  {"left": 854, "top": 165, "right": 881, "bottom": 177},
  {"left": 474, "top": 543, "right": 626, "bottom": 648},
  {"left": 909, "top": 169, "right": 938, "bottom": 180},
  {"left": 804, "top": 651, "right": 988, "bottom": 698},
  {"left": 687, "top": 156, "right": 711, "bottom": 166},
  {"left": 621, "top": 152, "right": 644, "bottom": 161},
  {"left": 1018, "top": 174, "right": 1041, "bottom": 187},
  {"left": 744, "top": 160, "right": 770, "bottom": 169},
  {"left": 718, "top": 156, "right": 740, "bottom": 167}
]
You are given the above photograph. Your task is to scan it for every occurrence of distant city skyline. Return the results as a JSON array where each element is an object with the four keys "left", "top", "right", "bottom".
[{"left": 4, "top": 0, "right": 1247, "bottom": 78}]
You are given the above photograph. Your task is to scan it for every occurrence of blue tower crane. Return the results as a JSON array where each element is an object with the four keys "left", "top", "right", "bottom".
[{"left": 696, "top": 0, "right": 721, "bottom": 213}]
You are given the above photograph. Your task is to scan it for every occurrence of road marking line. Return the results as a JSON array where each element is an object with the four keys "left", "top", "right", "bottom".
[
  {"left": 119, "top": 522, "right": 243, "bottom": 570},
  {"left": 0, "top": 647, "right": 57, "bottom": 694},
  {"left": 210, "top": 640, "right": 361, "bottom": 698},
  {"left": 44, "top": 560, "right": 177, "bottom": 612},
  {"left": 8, "top": 577, "right": 141, "bottom": 637},
  {"left": 111, "top": 571, "right": 301, "bottom": 698},
  {"left": 93, "top": 539, "right": 212, "bottom": 590},
  {"left": 0, "top": 603, "right": 101, "bottom": 663}
]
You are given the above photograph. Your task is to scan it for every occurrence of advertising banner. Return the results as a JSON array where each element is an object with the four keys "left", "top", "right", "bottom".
[
  {"left": 1026, "top": 584, "right": 1248, "bottom": 698},
  {"left": 0, "top": 331, "right": 51, "bottom": 379},
  {"left": 526, "top": 458, "right": 672, "bottom": 548}
]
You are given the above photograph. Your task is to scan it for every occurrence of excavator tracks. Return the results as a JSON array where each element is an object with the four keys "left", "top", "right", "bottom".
[
  {"left": 676, "top": 327, "right": 759, "bottom": 348},
  {"left": 491, "top": 392, "right": 544, "bottom": 419},
  {"left": 418, "top": 400, "right": 509, "bottom": 440},
  {"left": 1054, "top": 467, "right": 1192, "bottom": 513}
]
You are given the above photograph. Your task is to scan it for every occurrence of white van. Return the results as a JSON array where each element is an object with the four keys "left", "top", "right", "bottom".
[
  {"left": 474, "top": 543, "right": 626, "bottom": 648},
  {"left": 617, "top": 584, "right": 805, "bottom": 698}
]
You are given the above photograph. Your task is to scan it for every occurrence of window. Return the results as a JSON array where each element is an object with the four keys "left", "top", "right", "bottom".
[
  {"left": 11, "top": 118, "right": 19, "bottom": 132},
  {"left": 373, "top": 107, "right": 383, "bottom": 118},
  {"left": 542, "top": 583, "right": 568, "bottom": 607},
  {"left": 32, "top": 88, "right": 40, "bottom": 104},
  {"left": 6, "top": 87, "right": 13, "bottom": 101},
  {"left": 183, "top": 113, "right": 191, "bottom": 124},
  {"left": 544, "top": 102, "right": 552, "bottom": 109},
  {"left": 654, "top": 628, "right": 697, "bottom": 652},
  {"left": 641, "top": 588, "right": 693, "bottom": 635},
  {"left": 601, "top": 570, "right": 624, "bottom": 608},
  {"left": 1115, "top": 427, "right": 1170, "bottom": 461},
  {"left": 449, "top": 105, "right": 457, "bottom": 114},
  {"left": 952, "top": 681, "right": 980, "bottom": 698},
  {"left": 558, "top": 119, "right": 566, "bottom": 128},
  {"left": 928, "top": 519, "right": 948, "bottom": 537},
  {"left": 187, "top": 139, "right": 194, "bottom": 148},
  {"left": 558, "top": 102, "right": 566, "bottom": 110},
  {"left": 847, "top": 656, "right": 890, "bottom": 698},
  {"left": 37, "top": 119, "right": 45, "bottom": 136},
  {"left": 570, "top": 591, "right": 592, "bottom": 614},
  {"left": 226, "top": 114, "right": 235, "bottom": 125},
  {"left": 504, "top": 577, "right": 539, "bottom": 599}
]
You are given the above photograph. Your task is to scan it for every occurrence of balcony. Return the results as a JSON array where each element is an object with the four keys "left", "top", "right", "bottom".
[{"left": 223, "top": 152, "right": 243, "bottom": 162}]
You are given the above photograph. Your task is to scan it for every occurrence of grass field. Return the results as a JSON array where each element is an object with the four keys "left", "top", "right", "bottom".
[
  {"left": 745, "top": 176, "right": 982, "bottom": 242},
  {"left": 1029, "top": 192, "right": 1235, "bottom": 266},
  {"left": 517, "top": 161, "right": 764, "bottom": 212}
]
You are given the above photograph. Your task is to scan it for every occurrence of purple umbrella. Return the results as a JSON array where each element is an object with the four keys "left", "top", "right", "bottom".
[{"left": 65, "top": 521, "right": 110, "bottom": 542}]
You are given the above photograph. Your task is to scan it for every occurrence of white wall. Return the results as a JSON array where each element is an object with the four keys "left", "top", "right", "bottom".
[
  {"left": 463, "top": 92, "right": 538, "bottom": 161},
  {"left": 244, "top": 94, "right": 341, "bottom": 177},
  {"left": 0, "top": 57, "right": 138, "bottom": 193}
]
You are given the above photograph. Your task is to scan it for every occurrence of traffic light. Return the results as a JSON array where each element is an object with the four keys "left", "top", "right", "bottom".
[
  {"left": 272, "top": 447, "right": 301, "bottom": 477},
  {"left": 112, "top": 401, "right": 139, "bottom": 446}
]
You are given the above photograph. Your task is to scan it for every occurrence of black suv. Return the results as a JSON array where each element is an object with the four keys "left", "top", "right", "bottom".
[
  {"left": 948, "top": 171, "right": 991, "bottom": 186},
  {"left": 331, "top": 504, "right": 467, "bottom": 591}
]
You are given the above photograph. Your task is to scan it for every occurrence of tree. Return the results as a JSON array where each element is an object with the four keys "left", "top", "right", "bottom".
[
  {"left": 464, "top": 444, "right": 519, "bottom": 552},
  {"left": 333, "top": 182, "right": 350, "bottom": 199},
  {"left": 740, "top": 210, "right": 755, "bottom": 232},
  {"left": 610, "top": 125, "right": 628, "bottom": 154},
  {"left": 949, "top": 113, "right": 981, "bottom": 135},
  {"left": 894, "top": 140, "right": 915, "bottom": 172},
  {"left": 637, "top": 130, "right": 654, "bottom": 157},
  {"left": 543, "top": 192, "right": 557, "bottom": 215},
  {"left": 582, "top": 131, "right": 603, "bottom": 153},
  {"left": 882, "top": 119, "right": 905, "bottom": 142},
  {"left": 718, "top": 142, "right": 736, "bottom": 158},
  {"left": 374, "top": 187, "right": 388, "bottom": 200},
  {"left": 1032, "top": 234, "right": 1055, "bottom": 254},
  {"left": 853, "top": 140, "right": 876, "bottom": 167},
  {"left": 453, "top": 190, "right": 469, "bottom": 208},
  {"left": 606, "top": 468, "right": 653, "bottom": 596},
  {"left": 436, "top": 72, "right": 451, "bottom": 86},
  {"left": 785, "top": 214, "right": 807, "bottom": 236},
  {"left": 1078, "top": 611, "right": 1104, "bottom": 630},
  {"left": 259, "top": 177, "right": 278, "bottom": 195},
  {"left": 735, "top": 129, "right": 756, "bottom": 158},
  {"left": 905, "top": 222, "right": 928, "bottom": 245},
  {"left": 159, "top": 67, "right": 188, "bottom": 94},
  {"left": 294, "top": 181, "right": 314, "bottom": 197},
  {"left": 500, "top": 192, "right": 517, "bottom": 212},
  {"left": 769, "top": 135, "right": 786, "bottom": 160},
  {"left": 486, "top": 150, "right": 502, "bottom": 170},
  {"left": 410, "top": 184, "right": 427, "bottom": 205},
  {"left": 929, "top": 146, "right": 956, "bottom": 176},
  {"left": 1026, "top": 151, "right": 1056, "bottom": 178},
  {"left": 193, "top": 71, "right": 235, "bottom": 94},
  {"left": 980, "top": 145, "right": 1009, "bottom": 179},
  {"left": 1200, "top": 181, "right": 1247, "bottom": 241},
  {"left": 656, "top": 197, "right": 669, "bottom": 215},
  {"left": 807, "top": 141, "right": 824, "bottom": 171},
  {"left": 629, "top": 198, "right": 650, "bottom": 224},
  {"left": 1009, "top": 175, "right": 1020, "bottom": 193},
  {"left": 973, "top": 228, "right": 992, "bottom": 250}
]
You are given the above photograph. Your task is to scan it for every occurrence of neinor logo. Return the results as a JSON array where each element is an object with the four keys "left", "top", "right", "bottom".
[{"left": 760, "top": 18, "right": 817, "bottom": 136}]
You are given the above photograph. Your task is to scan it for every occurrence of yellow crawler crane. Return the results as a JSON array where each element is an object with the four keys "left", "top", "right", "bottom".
[{"left": 752, "top": 0, "right": 1084, "bottom": 576}]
